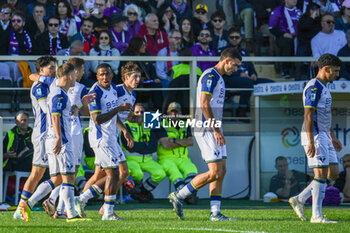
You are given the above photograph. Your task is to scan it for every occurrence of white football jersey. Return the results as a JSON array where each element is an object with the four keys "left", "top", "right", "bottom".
[
  {"left": 46, "top": 86, "right": 72, "bottom": 145},
  {"left": 195, "top": 67, "right": 225, "bottom": 132},
  {"left": 88, "top": 82, "right": 120, "bottom": 147},
  {"left": 301, "top": 78, "right": 332, "bottom": 145},
  {"left": 115, "top": 84, "right": 136, "bottom": 127},
  {"left": 68, "top": 82, "right": 88, "bottom": 135}
]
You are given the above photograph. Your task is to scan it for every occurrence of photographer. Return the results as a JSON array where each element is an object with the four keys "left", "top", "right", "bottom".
[{"left": 3, "top": 111, "right": 33, "bottom": 172}]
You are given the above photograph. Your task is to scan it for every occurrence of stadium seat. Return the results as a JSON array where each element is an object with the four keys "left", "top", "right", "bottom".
[
  {"left": 0, "top": 64, "right": 15, "bottom": 111},
  {"left": 3, "top": 171, "right": 31, "bottom": 205}
]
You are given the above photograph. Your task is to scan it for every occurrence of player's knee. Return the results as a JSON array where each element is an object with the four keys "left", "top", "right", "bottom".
[
  {"left": 207, "top": 171, "right": 220, "bottom": 182},
  {"left": 153, "top": 170, "right": 166, "bottom": 182},
  {"left": 132, "top": 169, "right": 144, "bottom": 181}
]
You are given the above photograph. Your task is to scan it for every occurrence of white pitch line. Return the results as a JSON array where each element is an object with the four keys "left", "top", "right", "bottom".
[{"left": 151, "top": 227, "right": 267, "bottom": 233}]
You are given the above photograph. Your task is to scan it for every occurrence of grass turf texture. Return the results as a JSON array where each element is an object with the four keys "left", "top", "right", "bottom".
[{"left": 0, "top": 200, "right": 349, "bottom": 233}]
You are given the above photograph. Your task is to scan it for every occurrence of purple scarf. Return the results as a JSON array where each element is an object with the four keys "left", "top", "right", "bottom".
[
  {"left": 59, "top": 18, "right": 71, "bottom": 36},
  {"left": 127, "top": 20, "right": 142, "bottom": 38},
  {"left": 8, "top": 29, "right": 32, "bottom": 55}
]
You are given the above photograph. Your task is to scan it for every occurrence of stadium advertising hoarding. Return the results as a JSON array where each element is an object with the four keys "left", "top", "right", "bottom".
[{"left": 255, "top": 81, "right": 350, "bottom": 196}]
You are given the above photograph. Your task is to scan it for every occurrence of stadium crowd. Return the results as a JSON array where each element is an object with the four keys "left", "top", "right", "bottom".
[{"left": 2, "top": 0, "right": 350, "bottom": 222}]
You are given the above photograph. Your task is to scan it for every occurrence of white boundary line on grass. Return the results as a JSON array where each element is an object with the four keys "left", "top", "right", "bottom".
[{"left": 152, "top": 227, "right": 267, "bottom": 233}]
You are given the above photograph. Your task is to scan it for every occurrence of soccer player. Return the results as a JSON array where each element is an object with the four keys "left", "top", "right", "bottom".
[
  {"left": 77, "top": 63, "right": 132, "bottom": 220},
  {"left": 42, "top": 57, "right": 95, "bottom": 219},
  {"left": 168, "top": 47, "right": 241, "bottom": 221},
  {"left": 22, "top": 63, "right": 89, "bottom": 222},
  {"left": 289, "top": 53, "right": 342, "bottom": 223},
  {"left": 13, "top": 56, "right": 56, "bottom": 220},
  {"left": 77, "top": 62, "right": 141, "bottom": 218}
]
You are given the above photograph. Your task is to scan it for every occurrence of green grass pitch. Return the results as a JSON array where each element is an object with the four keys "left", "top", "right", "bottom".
[{"left": 0, "top": 200, "right": 349, "bottom": 233}]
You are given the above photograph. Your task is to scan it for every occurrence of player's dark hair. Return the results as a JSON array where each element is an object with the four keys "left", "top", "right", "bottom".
[
  {"left": 96, "top": 63, "right": 112, "bottom": 72},
  {"left": 67, "top": 57, "right": 85, "bottom": 69},
  {"left": 275, "top": 156, "right": 287, "bottom": 165},
  {"left": 317, "top": 53, "right": 341, "bottom": 69},
  {"left": 35, "top": 56, "right": 57, "bottom": 70},
  {"left": 220, "top": 47, "right": 242, "bottom": 61},
  {"left": 121, "top": 62, "right": 141, "bottom": 82},
  {"left": 57, "top": 62, "right": 75, "bottom": 78}
]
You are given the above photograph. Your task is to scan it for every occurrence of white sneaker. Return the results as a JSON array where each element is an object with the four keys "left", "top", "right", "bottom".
[
  {"left": 74, "top": 197, "right": 86, "bottom": 218},
  {"left": 289, "top": 196, "right": 306, "bottom": 221},
  {"left": 310, "top": 216, "right": 338, "bottom": 223},
  {"left": 102, "top": 214, "right": 123, "bottom": 221},
  {"left": 13, "top": 206, "right": 23, "bottom": 220}
]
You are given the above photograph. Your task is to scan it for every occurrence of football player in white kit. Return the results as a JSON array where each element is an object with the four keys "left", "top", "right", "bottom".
[
  {"left": 42, "top": 58, "right": 95, "bottom": 219},
  {"left": 22, "top": 63, "right": 90, "bottom": 222},
  {"left": 76, "top": 62, "right": 140, "bottom": 218},
  {"left": 77, "top": 63, "right": 132, "bottom": 220},
  {"left": 289, "top": 53, "right": 342, "bottom": 223},
  {"left": 13, "top": 56, "right": 56, "bottom": 221},
  {"left": 168, "top": 48, "right": 241, "bottom": 221}
]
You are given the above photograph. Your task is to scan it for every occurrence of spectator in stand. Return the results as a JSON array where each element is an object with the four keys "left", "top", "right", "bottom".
[
  {"left": 90, "top": 0, "right": 110, "bottom": 33},
  {"left": 103, "top": 0, "right": 122, "bottom": 18},
  {"left": 121, "top": 37, "right": 163, "bottom": 111},
  {"left": 25, "top": 3, "right": 47, "bottom": 40},
  {"left": 269, "top": 156, "right": 311, "bottom": 199},
  {"left": 191, "top": 28, "right": 216, "bottom": 72},
  {"left": 90, "top": 30, "right": 120, "bottom": 76},
  {"left": 35, "top": 16, "right": 68, "bottom": 55},
  {"left": 338, "top": 29, "right": 350, "bottom": 80},
  {"left": 170, "top": 0, "right": 192, "bottom": 21},
  {"left": 179, "top": 17, "right": 194, "bottom": 48},
  {"left": 269, "top": 0, "right": 302, "bottom": 78},
  {"left": 334, "top": 154, "right": 350, "bottom": 202},
  {"left": 5, "top": 12, "right": 34, "bottom": 55},
  {"left": 297, "top": 2, "right": 321, "bottom": 56},
  {"left": 137, "top": 13, "right": 168, "bottom": 56},
  {"left": 28, "top": 0, "right": 55, "bottom": 21},
  {"left": 222, "top": 27, "right": 274, "bottom": 119},
  {"left": 335, "top": 0, "right": 350, "bottom": 33},
  {"left": 57, "top": 40, "right": 93, "bottom": 85},
  {"left": 4, "top": 0, "right": 27, "bottom": 16},
  {"left": 311, "top": 13, "right": 346, "bottom": 57},
  {"left": 56, "top": 0, "right": 78, "bottom": 39},
  {"left": 109, "top": 13, "right": 131, "bottom": 53},
  {"left": 70, "top": 18, "right": 97, "bottom": 55},
  {"left": 0, "top": 3, "right": 12, "bottom": 32},
  {"left": 123, "top": 4, "right": 143, "bottom": 38},
  {"left": 236, "top": 0, "right": 255, "bottom": 52},
  {"left": 252, "top": 0, "right": 280, "bottom": 55},
  {"left": 156, "top": 29, "right": 181, "bottom": 89},
  {"left": 296, "top": 2, "right": 321, "bottom": 80},
  {"left": 158, "top": 3, "right": 179, "bottom": 34},
  {"left": 192, "top": 4, "right": 210, "bottom": 38},
  {"left": 2, "top": 111, "right": 33, "bottom": 173},
  {"left": 209, "top": 10, "right": 228, "bottom": 55},
  {"left": 163, "top": 47, "right": 202, "bottom": 115},
  {"left": 313, "top": 0, "right": 339, "bottom": 15},
  {"left": 70, "top": 0, "right": 87, "bottom": 30}
]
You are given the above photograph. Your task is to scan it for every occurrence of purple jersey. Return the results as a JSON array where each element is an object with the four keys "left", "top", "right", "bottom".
[
  {"left": 190, "top": 43, "right": 216, "bottom": 72},
  {"left": 269, "top": 6, "right": 302, "bottom": 35}
]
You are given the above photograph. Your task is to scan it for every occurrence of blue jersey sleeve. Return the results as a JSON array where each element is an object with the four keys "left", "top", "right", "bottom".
[
  {"left": 39, "top": 76, "right": 54, "bottom": 87},
  {"left": 80, "top": 86, "right": 88, "bottom": 100},
  {"left": 32, "top": 82, "right": 49, "bottom": 101},
  {"left": 304, "top": 85, "right": 322, "bottom": 109},
  {"left": 200, "top": 73, "right": 218, "bottom": 96},
  {"left": 88, "top": 86, "right": 103, "bottom": 113},
  {"left": 51, "top": 94, "right": 67, "bottom": 116}
]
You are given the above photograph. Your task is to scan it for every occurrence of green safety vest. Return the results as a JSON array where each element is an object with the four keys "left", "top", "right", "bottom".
[
  {"left": 3, "top": 127, "right": 32, "bottom": 168},
  {"left": 171, "top": 63, "right": 202, "bottom": 80},
  {"left": 122, "top": 121, "right": 152, "bottom": 156},
  {"left": 157, "top": 119, "right": 189, "bottom": 159}
]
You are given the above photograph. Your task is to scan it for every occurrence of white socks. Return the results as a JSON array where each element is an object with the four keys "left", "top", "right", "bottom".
[{"left": 28, "top": 179, "right": 55, "bottom": 208}]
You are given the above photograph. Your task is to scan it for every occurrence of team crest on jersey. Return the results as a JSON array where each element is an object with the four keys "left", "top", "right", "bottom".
[
  {"left": 36, "top": 88, "right": 42, "bottom": 96},
  {"left": 311, "top": 93, "right": 316, "bottom": 101},
  {"left": 91, "top": 100, "right": 97, "bottom": 106},
  {"left": 206, "top": 79, "right": 212, "bottom": 88},
  {"left": 56, "top": 102, "right": 62, "bottom": 110}
]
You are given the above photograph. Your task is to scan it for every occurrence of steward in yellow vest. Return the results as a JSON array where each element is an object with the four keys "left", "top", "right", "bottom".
[
  {"left": 120, "top": 104, "right": 166, "bottom": 202},
  {"left": 157, "top": 102, "right": 198, "bottom": 204}
]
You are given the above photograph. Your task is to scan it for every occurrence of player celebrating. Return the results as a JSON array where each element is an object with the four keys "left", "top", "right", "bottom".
[
  {"left": 42, "top": 58, "right": 95, "bottom": 219},
  {"left": 168, "top": 47, "right": 241, "bottom": 221},
  {"left": 79, "top": 63, "right": 132, "bottom": 220},
  {"left": 289, "top": 53, "right": 342, "bottom": 223},
  {"left": 13, "top": 56, "right": 56, "bottom": 220},
  {"left": 22, "top": 63, "right": 89, "bottom": 222}
]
